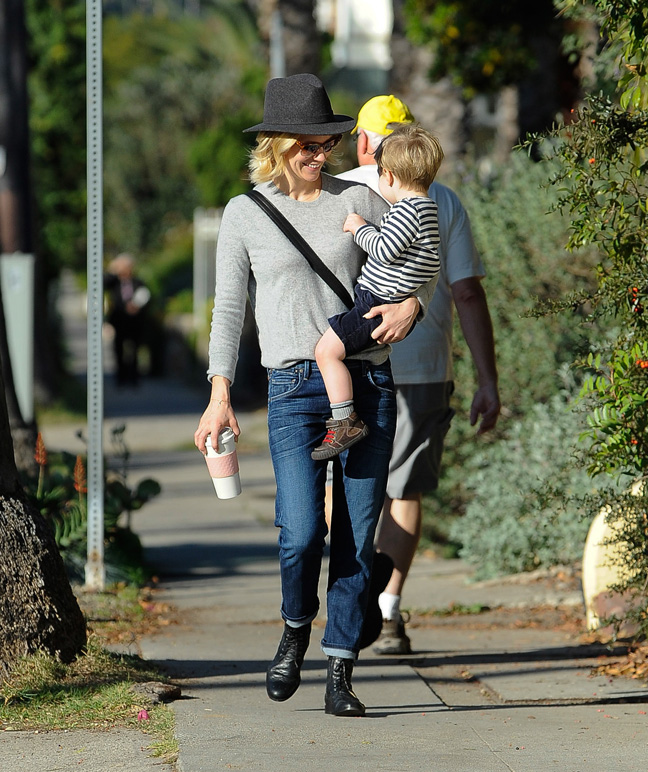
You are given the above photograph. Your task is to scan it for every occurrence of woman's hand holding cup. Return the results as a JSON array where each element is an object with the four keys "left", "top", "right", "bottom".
[{"left": 194, "top": 376, "right": 240, "bottom": 456}]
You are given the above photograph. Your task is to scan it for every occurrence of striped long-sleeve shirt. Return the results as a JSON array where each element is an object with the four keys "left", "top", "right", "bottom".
[{"left": 355, "top": 196, "right": 440, "bottom": 301}]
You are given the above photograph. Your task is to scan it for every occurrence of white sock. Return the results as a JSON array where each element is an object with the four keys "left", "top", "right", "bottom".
[
  {"left": 331, "top": 400, "right": 354, "bottom": 420},
  {"left": 378, "top": 592, "right": 401, "bottom": 621}
]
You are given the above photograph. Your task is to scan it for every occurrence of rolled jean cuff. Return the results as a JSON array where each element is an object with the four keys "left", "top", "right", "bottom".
[
  {"left": 284, "top": 611, "right": 318, "bottom": 628},
  {"left": 321, "top": 643, "right": 357, "bottom": 660}
]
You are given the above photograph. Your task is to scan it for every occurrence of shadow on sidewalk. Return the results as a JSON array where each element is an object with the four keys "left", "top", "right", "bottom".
[{"left": 417, "top": 642, "right": 626, "bottom": 665}]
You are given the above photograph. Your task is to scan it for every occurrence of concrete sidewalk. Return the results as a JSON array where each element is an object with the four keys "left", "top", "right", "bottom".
[
  {"left": 128, "top": 429, "right": 648, "bottom": 772},
  {"left": 9, "top": 402, "right": 648, "bottom": 770},
  {"left": 4, "top": 274, "right": 648, "bottom": 771}
]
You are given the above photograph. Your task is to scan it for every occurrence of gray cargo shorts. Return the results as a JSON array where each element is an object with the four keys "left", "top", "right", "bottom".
[
  {"left": 326, "top": 381, "right": 455, "bottom": 499},
  {"left": 385, "top": 381, "right": 455, "bottom": 500}
]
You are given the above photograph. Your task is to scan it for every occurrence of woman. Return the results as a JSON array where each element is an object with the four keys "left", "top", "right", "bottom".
[{"left": 194, "top": 74, "right": 435, "bottom": 717}]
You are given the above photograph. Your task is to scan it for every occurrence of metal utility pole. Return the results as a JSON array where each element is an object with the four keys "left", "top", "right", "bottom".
[{"left": 85, "top": 0, "right": 105, "bottom": 590}]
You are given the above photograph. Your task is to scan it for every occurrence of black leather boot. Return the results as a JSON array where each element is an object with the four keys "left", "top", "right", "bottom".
[
  {"left": 324, "top": 656, "right": 365, "bottom": 717},
  {"left": 266, "top": 622, "right": 311, "bottom": 702}
]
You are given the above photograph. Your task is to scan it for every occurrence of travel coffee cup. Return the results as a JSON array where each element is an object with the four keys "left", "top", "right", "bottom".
[{"left": 204, "top": 428, "right": 241, "bottom": 499}]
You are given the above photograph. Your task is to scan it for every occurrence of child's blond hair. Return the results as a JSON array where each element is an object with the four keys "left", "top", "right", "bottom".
[{"left": 374, "top": 124, "right": 444, "bottom": 190}]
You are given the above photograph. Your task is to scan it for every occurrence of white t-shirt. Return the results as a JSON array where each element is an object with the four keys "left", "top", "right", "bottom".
[{"left": 336, "top": 166, "right": 484, "bottom": 384}]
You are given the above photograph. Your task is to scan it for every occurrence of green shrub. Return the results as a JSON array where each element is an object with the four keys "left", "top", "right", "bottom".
[
  {"left": 449, "top": 380, "right": 614, "bottom": 580},
  {"left": 451, "top": 151, "right": 600, "bottom": 423},
  {"left": 422, "top": 151, "right": 602, "bottom": 538},
  {"left": 24, "top": 426, "right": 161, "bottom": 585},
  {"left": 516, "top": 1, "right": 648, "bottom": 638}
]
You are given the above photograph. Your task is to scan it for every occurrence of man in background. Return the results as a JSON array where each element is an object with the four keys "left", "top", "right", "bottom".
[
  {"left": 104, "top": 253, "right": 151, "bottom": 388},
  {"left": 338, "top": 96, "right": 500, "bottom": 654}
]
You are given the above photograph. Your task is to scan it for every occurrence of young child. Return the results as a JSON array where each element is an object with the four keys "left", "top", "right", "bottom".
[{"left": 312, "top": 124, "right": 444, "bottom": 460}]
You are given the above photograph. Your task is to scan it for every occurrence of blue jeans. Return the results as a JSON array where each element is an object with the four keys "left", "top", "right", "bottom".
[{"left": 267, "top": 359, "right": 396, "bottom": 658}]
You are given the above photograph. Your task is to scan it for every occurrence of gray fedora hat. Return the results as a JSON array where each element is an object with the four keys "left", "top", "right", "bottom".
[{"left": 243, "top": 73, "right": 356, "bottom": 135}]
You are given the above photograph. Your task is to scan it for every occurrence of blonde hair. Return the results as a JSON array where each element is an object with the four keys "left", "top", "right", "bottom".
[
  {"left": 248, "top": 133, "right": 297, "bottom": 184},
  {"left": 374, "top": 124, "right": 444, "bottom": 190}
]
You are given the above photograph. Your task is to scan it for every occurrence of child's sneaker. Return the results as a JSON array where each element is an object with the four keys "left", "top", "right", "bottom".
[{"left": 311, "top": 412, "right": 369, "bottom": 460}]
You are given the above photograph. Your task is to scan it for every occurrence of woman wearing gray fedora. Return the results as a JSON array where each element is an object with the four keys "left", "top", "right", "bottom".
[{"left": 194, "top": 73, "right": 436, "bottom": 716}]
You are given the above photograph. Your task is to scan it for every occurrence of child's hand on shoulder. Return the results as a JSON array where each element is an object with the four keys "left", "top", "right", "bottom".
[{"left": 343, "top": 213, "right": 366, "bottom": 235}]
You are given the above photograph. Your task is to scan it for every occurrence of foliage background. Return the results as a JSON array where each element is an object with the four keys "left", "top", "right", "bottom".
[
  {"left": 421, "top": 149, "right": 601, "bottom": 557},
  {"left": 24, "top": 0, "right": 266, "bottom": 315},
  {"left": 25, "top": 0, "right": 86, "bottom": 278},
  {"left": 102, "top": 6, "right": 265, "bottom": 261},
  {"left": 404, "top": 0, "right": 562, "bottom": 97}
]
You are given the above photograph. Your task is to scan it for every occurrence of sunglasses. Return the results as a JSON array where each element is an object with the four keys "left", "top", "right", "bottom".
[{"left": 294, "top": 135, "right": 342, "bottom": 157}]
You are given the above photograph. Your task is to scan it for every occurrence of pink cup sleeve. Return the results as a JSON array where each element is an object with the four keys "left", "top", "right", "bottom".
[{"left": 205, "top": 452, "right": 239, "bottom": 479}]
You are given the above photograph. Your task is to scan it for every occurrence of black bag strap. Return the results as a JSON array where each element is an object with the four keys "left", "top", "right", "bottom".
[{"left": 246, "top": 189, "right": 353, "bottom": 309}]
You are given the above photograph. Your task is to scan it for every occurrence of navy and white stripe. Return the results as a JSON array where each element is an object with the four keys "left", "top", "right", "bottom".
[{"left": 355, "top": 197, "right": 440, "bottom": 301}]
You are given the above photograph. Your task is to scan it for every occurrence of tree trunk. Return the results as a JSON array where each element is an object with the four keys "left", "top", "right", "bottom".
[
  {"left": 278, "top": 0, "right": 320, "bottom": 75},
  {"left": 0, "top": 354, "right": 86, "bottom": 675},
  {"left": 390, "top": 0, "right": 468, "bottom": 166},
  {"left": 250, "top": 0, "right": 321, "bottom": 76},
  {"left": 0, "top": 0, "right": 41, "bottom": 470}
]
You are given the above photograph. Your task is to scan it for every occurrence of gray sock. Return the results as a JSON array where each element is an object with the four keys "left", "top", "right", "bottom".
[{"left": 331, "top": 400, "right": 354, "bottom": 420}]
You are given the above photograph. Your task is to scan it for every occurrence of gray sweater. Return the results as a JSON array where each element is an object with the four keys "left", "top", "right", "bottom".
[{"left": 207, "top": 174, "right": 436, "bottom": 383}]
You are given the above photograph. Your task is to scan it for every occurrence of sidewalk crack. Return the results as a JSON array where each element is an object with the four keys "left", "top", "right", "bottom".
[{"left": 470, "top": 727, "right": 516, "bottom": 771}]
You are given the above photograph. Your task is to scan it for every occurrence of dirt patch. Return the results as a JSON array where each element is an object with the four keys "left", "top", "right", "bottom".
[
  {"left": 409, "top": 602, "right": 648, "bottom": 684},
  {"left": 75, "top": 585, "right": 178, "bottom": 646},
  {"left": 410, "top": 604, "right": 588, "bottom": 635}
]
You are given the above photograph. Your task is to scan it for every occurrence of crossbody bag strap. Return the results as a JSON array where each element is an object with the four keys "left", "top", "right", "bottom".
[{"left": 245, "top": 189, "right": 353, "bottom": 309}]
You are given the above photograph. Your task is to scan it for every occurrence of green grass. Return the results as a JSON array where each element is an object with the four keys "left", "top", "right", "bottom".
[
  {"left": 35, "top": 372, "right": 88, "bottom": 424},
  {"left": 410, "top": 602, "right": 491, "bottom": 618},
  {"left": 0, "top": 586, "right": 178, "bottom": 765}
]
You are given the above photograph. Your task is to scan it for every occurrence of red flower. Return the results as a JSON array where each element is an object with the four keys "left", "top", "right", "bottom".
[
  {"left": 73, "top": 455, "right": 87, "bottom": 494},
  {"left": 34, "top": 432, "right": 47, "bottom": 467}
]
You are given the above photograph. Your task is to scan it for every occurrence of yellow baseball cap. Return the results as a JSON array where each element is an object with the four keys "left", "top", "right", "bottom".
[{"left": 352, "top": 95, "right": 415, "bottom": 135}]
